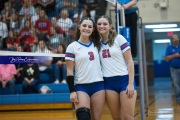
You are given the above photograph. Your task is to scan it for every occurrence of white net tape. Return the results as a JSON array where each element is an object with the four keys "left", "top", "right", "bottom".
[{"left": 0, "top": 51, "right": 65, "bottom": 57}]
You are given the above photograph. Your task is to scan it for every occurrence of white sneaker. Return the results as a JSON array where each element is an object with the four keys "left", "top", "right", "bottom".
[
  {"left": 61, "top": 80, "right": 66, "bottom": 84},
  {"left": 54, "top": 79, "right": 60, "bottom": 84}
]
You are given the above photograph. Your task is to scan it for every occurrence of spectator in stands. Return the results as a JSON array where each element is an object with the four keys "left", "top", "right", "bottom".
[
  {"left": 21, "top": 64, "right": 39, "bottom": 94},
  {"left": 31, "top": 6, "right": 41, "bottom": 26},
  {"left": 56, "top": 0, "right": 78, "bottom": 19},
  {"left": 15, "top": 45, "right": 24, "bottom": 84},
  {"left": 72, "top": 13, "right": 80, "bottom": 26},
  {"left": 9, "top": 12, "right": 20, "bottom": 33},
  {"left": 55, "top": 0, "right": 63, "bottom": 16},
  {"left": 16, "top": 44, "right": 24, "bottom": 52},
  {"left": 1, "top": 1, "right": 16, "bottom": 28},
  {"left": 80, "top": 7, "right": 91, "bottom": 20},
  {"left": 20, "top": 14, "right": 32, "bottom": 29},
  {"left": 0, "top": 14, "right": 8, "bottom": 50},
  {"left": 35, "top": 39, "right": 53, "bottom": 82},
  {"left": 49, "top": 17, "right": 65, "bottom": 36},
  {"left": 165, "top": 34, "right": 180, "bottom": 104},
  {"left": 6, "top": 30, "right": 18, "bottom": 51},
  {"left": 47, "top": 26, "right": 64, "bottom": 53},
  {"left": 18, "top": 19, "right": 32, "bottom": 52},
  {"left": 19, "top": 0, "right": 36, "bottom": 23},
  {"left": 27, "top": 29, "right": 39, "bottom": 52},
  {"left": 112, "top": 0, "right": 138, "bottom": 59},
  {"left": 0, "top": 64, "right": 17, "bottom": 94},
  {"left": 9, "top": 0, "right": 22, "bottom": 12},
  {"left": 57, "top": 9, "right": 73, "bottom": 32},
  {"left": 35, "top": 9, "right": 51, "bottom": 42},
  {"left": 53, "top": 43, "right": 67, "bottom": 84},
  {"left": 36, "top": 39, "right": 52, "bottom": 53},
  {"left": 79, "top": 0, "right": 98, "bottom": 20},
  {"left": 64, "top": 25, "right": 76, "bottom": 47},
  {"left": 36, "top": 0, "right": 55, "bottom": 16}
]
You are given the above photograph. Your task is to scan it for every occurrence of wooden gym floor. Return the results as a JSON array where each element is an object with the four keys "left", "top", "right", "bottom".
[{"left": 0, "top": 77, "right": 179, "bottom": 120}]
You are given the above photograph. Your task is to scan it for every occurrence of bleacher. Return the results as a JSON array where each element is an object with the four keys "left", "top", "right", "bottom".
[
  {"left": 0, "top": 71, "right": 72, "bottom": 111},
  {"left": 0, "top": 83, "right": 72, "bottom": 111}
]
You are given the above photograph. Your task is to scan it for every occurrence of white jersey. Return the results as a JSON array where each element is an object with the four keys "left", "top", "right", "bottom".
[
  {"left": 65, "top": 41, "right": 103, "bottom": 84},
  {"left": 99, "top": 34, "right": 130, "bottom": 77}
]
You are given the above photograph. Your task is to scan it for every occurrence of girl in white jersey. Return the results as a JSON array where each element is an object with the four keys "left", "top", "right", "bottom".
[
  {"left": 97, "top": 15, "right": 137, "bottom": 120},
  {"left": 65, "top": 17, "right": 105, "bottom": 120}
]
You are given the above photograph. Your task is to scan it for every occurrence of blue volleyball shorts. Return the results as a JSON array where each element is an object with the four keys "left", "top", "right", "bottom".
[
  {"left": 75, "top": 81, "right": 104, "bottom": 97},
  {"left": 104, "top": 75, "right": 136, "bottom": 93}
]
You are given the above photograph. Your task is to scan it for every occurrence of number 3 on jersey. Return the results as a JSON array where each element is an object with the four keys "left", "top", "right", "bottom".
[
  {"left": 102, "top": 49, "right": 111, "bottom": 58},
  {"left": 88, "top": 52, "right": 94, "bottom": 61}
]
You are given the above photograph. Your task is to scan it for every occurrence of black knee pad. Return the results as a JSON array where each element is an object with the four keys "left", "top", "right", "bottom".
[{"left": 76, "top": 107, "right": 91, "bottom": 120}]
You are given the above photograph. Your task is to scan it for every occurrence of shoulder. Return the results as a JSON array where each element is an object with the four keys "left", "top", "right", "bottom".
[
  {"left": 115, "top": 34, "right": 125, "bottom": 39},
  {"left": 115, "top": 34, "right": 127, "bottom": 43}
]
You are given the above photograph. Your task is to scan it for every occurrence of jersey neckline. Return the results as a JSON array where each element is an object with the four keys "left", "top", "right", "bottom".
[{"left": 77, "top": 40, "right": 92, "bottom": 47}]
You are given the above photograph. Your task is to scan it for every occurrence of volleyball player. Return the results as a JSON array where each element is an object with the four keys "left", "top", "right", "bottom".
[
  {"left": 65, "top": 17, "right": 105, "bottom": 120},
  {"left": 97, "top": 15, "right": 137, "bottom": 120}
]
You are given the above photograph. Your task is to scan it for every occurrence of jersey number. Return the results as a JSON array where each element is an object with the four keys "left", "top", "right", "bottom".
[
  {"left": 102, "top": 49, "right": 111, "bottom": 58},
  {"left": 88, "top": 52, "right": 94, "bottom": 61}
]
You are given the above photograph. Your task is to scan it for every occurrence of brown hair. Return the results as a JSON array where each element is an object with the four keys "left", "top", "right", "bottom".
[
  {"left": 97, "top": 15, "right": 118, "bottom": 47},
  {"left": 75, "top": 17, "right": 101, "bottom": 51}
]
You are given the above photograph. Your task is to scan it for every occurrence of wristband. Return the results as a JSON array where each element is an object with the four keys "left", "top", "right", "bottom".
[{"left": 66, "top": 76, "right": 75, "bottom": 93}]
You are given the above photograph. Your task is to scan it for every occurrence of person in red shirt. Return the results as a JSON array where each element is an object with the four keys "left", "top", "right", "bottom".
[
  {"left": 35, "top": 9, "right": 51, "bottom": 42},
  {"left": 19, "top": 20, "right": 32, "bottom": 52},
  {"left": 26, "top": 29, "right": 38, "bottom": 52},
  {"left": 47, "top": 17, "right": 65, "bottom": 37},
  {"left": 19, "top": 20, "right": 31, "bottom": 39},
  {"left": 6, "top": 30, "right": 18, "bottom": 51}
]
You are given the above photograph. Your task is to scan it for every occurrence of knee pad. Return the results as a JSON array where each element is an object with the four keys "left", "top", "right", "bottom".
[{"left": 76, "top": 107, "right": 91, "bottom": 120}]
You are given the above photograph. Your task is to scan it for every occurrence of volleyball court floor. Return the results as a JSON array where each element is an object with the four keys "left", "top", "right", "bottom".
[{"left": 0, "top": 77, "right": 179, "bottom": 120}]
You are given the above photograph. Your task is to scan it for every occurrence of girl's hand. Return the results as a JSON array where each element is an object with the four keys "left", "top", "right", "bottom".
[
  {"left": 70, "top": 92, "right": 78, "bottom": 103},
  {"left": 126, "top": 83, "right": 135, "bottom": 98}
]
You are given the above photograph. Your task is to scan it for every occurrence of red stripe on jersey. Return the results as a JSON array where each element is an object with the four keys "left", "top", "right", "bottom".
[
  {"left": 121, "top": 42, "right": 129, "bottom": 50},
  {"left": 65, "top": 53, "right": 75, "bottom": 58}
]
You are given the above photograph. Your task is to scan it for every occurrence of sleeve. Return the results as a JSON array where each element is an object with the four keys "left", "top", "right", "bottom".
[
  {"left": 165, "top": 46, "right": 171, "bottom": 56},
  {"left": 116, "top": 34, "right": 130, "bottom": 53},
  {"left": 65, "top": 43, "right": 75, "bottom": 61}
]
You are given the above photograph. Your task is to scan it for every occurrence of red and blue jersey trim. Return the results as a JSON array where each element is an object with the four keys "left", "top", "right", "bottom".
[
  {"left": 65, "top": 52, "right": 75, "bottom": 58},
  {"left": 121, "top": 42, "right": 129, "bottom": 50}
]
